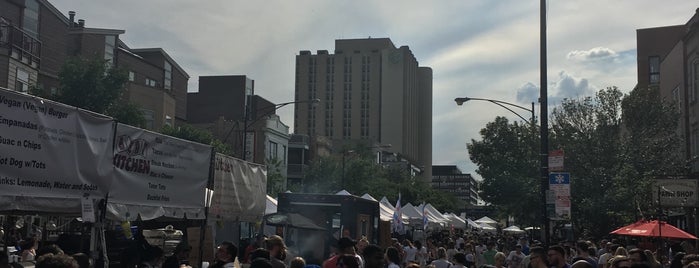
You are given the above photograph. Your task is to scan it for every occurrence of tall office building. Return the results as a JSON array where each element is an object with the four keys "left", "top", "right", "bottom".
[{"left": 294, "top": 38, "right": 432, "bottom": 180}]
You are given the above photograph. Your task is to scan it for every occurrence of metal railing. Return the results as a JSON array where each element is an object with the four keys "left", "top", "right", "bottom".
[{"left": 0, "top": 22, "right": 41, "bottom": 66}]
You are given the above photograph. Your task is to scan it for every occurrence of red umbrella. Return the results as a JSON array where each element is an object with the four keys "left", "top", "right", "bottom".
[{"left": 610, "top": 220, "right": 697, "bottom": 240}]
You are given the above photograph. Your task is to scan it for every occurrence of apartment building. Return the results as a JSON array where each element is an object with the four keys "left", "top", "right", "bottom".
[
  {"left": 636, "top": 9, "right": 699, "bottom": 173},
  {"left": 432, "top": 165, "right": 479, "bottom": 207},
  {"left": 0, "top": 0, "right": 188, "bottom": 130},
  {"left": 294, "top": 38, "right": 433, "bottom": 180}
]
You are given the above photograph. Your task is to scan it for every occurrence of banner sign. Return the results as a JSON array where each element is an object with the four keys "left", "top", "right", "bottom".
[
  {"left": 549, "top": 172, "right": 571, "bottom": 219},
  {"left": 652, "top": 178, "right": 698, "bottom": 207},
  {"left": 210, "top": 153, "right": 267, "bottom": 222},
  {"left": 109, "top": 123, "right": 212, "bottom": 210},
  {"left": 0, "top": 88, "right": 113, "bottom": 199}
]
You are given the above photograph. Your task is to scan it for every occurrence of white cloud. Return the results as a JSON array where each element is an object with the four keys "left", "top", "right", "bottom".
[{"left": 567, "top": 47, "right": 619, "bottom": 62}]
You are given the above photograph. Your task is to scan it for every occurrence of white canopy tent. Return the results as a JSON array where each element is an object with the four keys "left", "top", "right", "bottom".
[
  {"left": 445, "top": 213, "right": 467, "bottom": 229},
  {"left": 466, "top": 218, "right": 482, "bottom": 229},
  {"left": 475, "top": 216, "right": 498, "bottom": 225},
  {"left": 335, "top": 190, "right": 352, "bottom": 196},
  {"left": 265, "top": 195, "right": 278, "bottom": 215},
  {"left": 503, "top": 225, "right": 526, "bottom": 234},
  {"left": 380, "top": 196, "right": 395, "bottom": 211},
  {"left": 361, "top": 193, "right": 378, "bottom": 201}
]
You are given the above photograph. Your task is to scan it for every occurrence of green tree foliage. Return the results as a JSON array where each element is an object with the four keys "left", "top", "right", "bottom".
[
  {"left": 468, "top": 86, "right": 683, "bottom": 238},
  {"left": 31, "top": 57, "right": 145, "bottom": 127},
  {"left": 467, "top": 117, "right": 540, "bottom": 226},
  {"left": 302, "top": 145, "right": 461, "bottom": 212},
  {"left": 266, "top": 157, "right": 285, "bottom": 198},
  {"left": 160, "top": 124, "right": 231, "bottom": 154}
]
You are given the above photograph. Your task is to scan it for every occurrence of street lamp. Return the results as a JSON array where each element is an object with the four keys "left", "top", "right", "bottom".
[
  {"left": 454, "top": 96, "right": 549, "bottom": 244},
  {"left": 223, "top": 98, "right": 320, "bottom": 161}
]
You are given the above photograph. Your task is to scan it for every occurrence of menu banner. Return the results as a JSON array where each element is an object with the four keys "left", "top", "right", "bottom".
[
  {"left": 109, "top": 123, "right": 212, "bottom": 209},
  {"left": 0, "top": 89, "right": 114, "bottom": 199}
]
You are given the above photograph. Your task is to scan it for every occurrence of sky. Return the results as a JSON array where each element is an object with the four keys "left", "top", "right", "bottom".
[{"left": 50, "top": 0, "right": 698, "bottom": 179}]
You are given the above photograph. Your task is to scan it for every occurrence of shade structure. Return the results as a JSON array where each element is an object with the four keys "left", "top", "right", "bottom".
[
  {"left": 503, "top": 225, "right": 526, "bottom": 234},
  {"left": 610, "top": 220, "right": 697, "bottom": 240},
  {"left": 475, "top": 216, "right": 497, "bottom": 225}
]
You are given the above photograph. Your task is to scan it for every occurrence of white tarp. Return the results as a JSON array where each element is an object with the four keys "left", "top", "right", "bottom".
[
  {"left": 475, "top": 216, "right": 497, "bottom": 225},
  {"left": 466, "top": 218, "right": 481, "bottom": 229},
  {"left": 107, "top": 123, "right": 212, "bottom": 220},
  {"left": 265, "top": 195, "right": 277, "bottom": 215},
  {"left": 445, "top": 213, "right": 467, "bottom": 229},
  {"left": 335, "top": 190, "right": 352, "bottom": 196},
  {"left": 209, "top": 153, "right": 267, "bottom": 222},
  {"left": 0, "top": 89, "right": 114, "bottom": 212},
  {"left": 361, "top": 193, "right": 378, "bottom": 201},
  {"left": 380, "top": 196, "right": 395, "bottom": 211}
]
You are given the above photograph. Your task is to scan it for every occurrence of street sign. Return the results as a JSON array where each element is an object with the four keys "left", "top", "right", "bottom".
[
  {"left": 549, "top": 172, "right": 571, "bottom": 219},
  {"left": 546, "top": 190, "right": 555, "bottom": 204},
  {"left": 549, "top": 150, "right": 564, "bottom": 172}
]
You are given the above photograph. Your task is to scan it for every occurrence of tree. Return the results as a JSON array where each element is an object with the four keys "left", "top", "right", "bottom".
[
  {"left": 266, "top": 157, "right": 285, "bottom": 198},
  {"left": 31, "top": 57, "right": 145, "bottom": 127},
  {"left": 160, "top": 124, "right": 232, "bottom": 154},
  {"left": 467, "top": 116, "right": 540, "bottom": 226},
  {"left": 468, "top": 86, "right": 684, "bottom": 238}
]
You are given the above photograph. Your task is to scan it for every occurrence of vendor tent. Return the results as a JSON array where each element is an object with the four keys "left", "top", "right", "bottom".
[
  {"left": 265, "top": 195, "right": 278, "bottom": 215},
  {"left": 380, "top": 196, "right": 395, "bottom": 211},
  {"left": 401, "top": 203, "right": 424, "bottom": 219},
  {"left": 336, "top": 190, "right": 352, "bottom": 196},
  {"left": 475, "top": 216, "right": 497, "bottom": 225},
  {"left": 361, "top": 193, "right": 378, "bottom": 201},
  {"left": 503, "top": 225, "right": 526, "bottom": 234},
  {"left": 445, "top": 213, "right": 467, "bottom": 229},
  {"left": 466, "top": 218, "right": 482, "bottom": 229}
]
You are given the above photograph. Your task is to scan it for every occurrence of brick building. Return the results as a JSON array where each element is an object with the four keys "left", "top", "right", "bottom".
[{"left": 0, "top": 0, "right": 189, "bottom": 130}]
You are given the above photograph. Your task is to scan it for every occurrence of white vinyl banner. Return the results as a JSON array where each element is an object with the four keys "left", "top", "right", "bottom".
[
  {"left": 108, "top": 123, "right": 212, "bottom": 219},
  {"left": 210, "top": 153, "right": 267, "bottom": 222},
  {"left": 0, "top": 88, "right": 113, "bottom": 200}
]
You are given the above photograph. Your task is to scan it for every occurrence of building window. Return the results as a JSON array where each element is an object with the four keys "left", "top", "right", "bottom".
[
  {"left": 104, "top": 35, "right": 116, "bottom": 67},
  {"left": 164, "top": 61, "right": 172, "bottom": 90},
  {"left": 140, "top": 109, "right": 155, "bottom": 130},
  {"left": 649, "top": 56, "right": 660, "bottom": 84},
  {"left": 15, "top": 68, "right": 29, "bottom": 92},
  {"left": 672, "top": 86, "right": 681, "bottom": 113},
  {"left": 22, "top": 0, "right": 39, "bottom": 38},
  {"left": 145, "top": 78, "right": 157, "bottom": 87},
  {"left": 268, "top": 141, "right": 278, "bottom": 160},
  {"left": 164, "top": 115, "right": 172, "bottom": 127},
  {"left": 128, "top": 71, "right": 135, "bottom": 82}
]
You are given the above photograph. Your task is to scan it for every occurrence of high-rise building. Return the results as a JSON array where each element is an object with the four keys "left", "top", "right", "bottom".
[
  {"left": 431, "top": 165, "right": 479, "bottom": 208},
  {"left": 294, "top": 38, "right": 432, "bottom": 180}
]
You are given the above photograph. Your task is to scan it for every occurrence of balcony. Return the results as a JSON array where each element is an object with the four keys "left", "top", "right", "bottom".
[
  {"left": 287, "top": 163, "right": 309, "bottom": 178},
  {"left": 0, "top": 22, "right": 41, "bottom": 67}
]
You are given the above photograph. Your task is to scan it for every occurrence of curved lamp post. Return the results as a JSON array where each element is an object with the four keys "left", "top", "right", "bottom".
[{"left": 454, "top": 96, "right": 549, "bottom": 245}]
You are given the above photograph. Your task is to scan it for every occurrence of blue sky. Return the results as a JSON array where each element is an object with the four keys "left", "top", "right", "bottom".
[{"left": 51, "top": 0, "right": 698, "bottom": 179}]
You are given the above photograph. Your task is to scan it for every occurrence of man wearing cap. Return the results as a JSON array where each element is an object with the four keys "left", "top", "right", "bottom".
[
  {"left": 323, "top": 238, "right": 364, "bottom": 268},
  {"left": 266, "top": 235, "right": 288, "bottom": 268}
]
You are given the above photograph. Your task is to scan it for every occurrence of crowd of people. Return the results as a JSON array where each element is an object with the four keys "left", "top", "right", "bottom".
[{"left": 232, "top": 232, "right": 699, "bottom": 268}]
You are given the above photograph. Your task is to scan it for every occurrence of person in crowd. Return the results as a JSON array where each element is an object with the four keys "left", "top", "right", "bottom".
[
  {"left": 548, "top": 245, "right": 571, "bottom": 268},
  {"left": 608, "top": 256, "right": 631, "bottom": 268},
  {"left": 573, "top": 241, "right": 598, "bottom": 268},
  {"left": 519, "top": 238, "right": 530, "bottom": 256},
  {"left": 386, "top": 247, "right": 402, "bottom": 268},
  {"left": 337, "top": 255, "right": 362, "bottom": 268},
  {"left": 21, "top": 237, "right": 39, "bottom": 262},
  {"left": 599, "top": 244, "right": 619, "bottom": 268},
  {"left": 670, "top": 252, "right": 685, "bottom": 268},
  {"left": 251, "top": 248, "right": 271, "bottom": 261},
  {"left": 71, "top": 253, "right": 89, "bottom": 268},
  {"left": 430, "top": 247, "right": 452, "bottom": 268},
  {"left": 291, "top": 257, "right": 307, "bottom": 268},
  {"left": 643, "top": 250, "right": 660, "bottom": 268},
  {"left": 246, "top": 235, "right": 266, "bottom": 263},
  {"left": 357, "top": 237, "right": 370, "bottom": 255},
  {"left": 494, "top": 252, "right": 506, "bottom": 268},
  {"left": 211, "top": 241, "right": 238, "bottom": 268},
  {"left": 447, "top": 241, "right": 458, "bottom": 263},
  {"left": 453, "top": 252, "right": 468, "bottom": 268},
  {"left": 362, "top": 244, "right": 385, "bottom": 268},
  {"left": 614, "top": 248, "right": 628, "bottom": 257},
  {"left": 403, "top": 239, "right": 418, "bottom": 266},
  {"left": 464, "top": 244, "right": 476, "bottom": 268},
  {"left": 323, "top": 237, "right": 363, "bottom": 268},
  {"left": 571, "top": 260, "right": 594, "bottom": 268},
  {"left": 163, "top": 242, "right": 192, "bottom": 268},
  {"left": 267, "top": 236, "right": 288, "bottom": 268},
  {"left": 139, "top": 246, "right": 164, "bottom": 268},
  {"left": 528, "top": 247, "right": 549, "bottom": 268},
  {"left": 483, "top": 242, "right": 498, "bottom": 266},
  {"left": 416, "top": 241, "right": 429, "bottom": 267},
  {"left": 251, "top": 258, "right": 274, "bottom": 268},
  {"left": 506, "top": 245, "right": 525, "bottom": 268},
  {"left": 628, "top": 249, "right": 648, "bottom": 266},
  {"left": 36, "top": 254, "right": 78, "bottom": 268}
]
